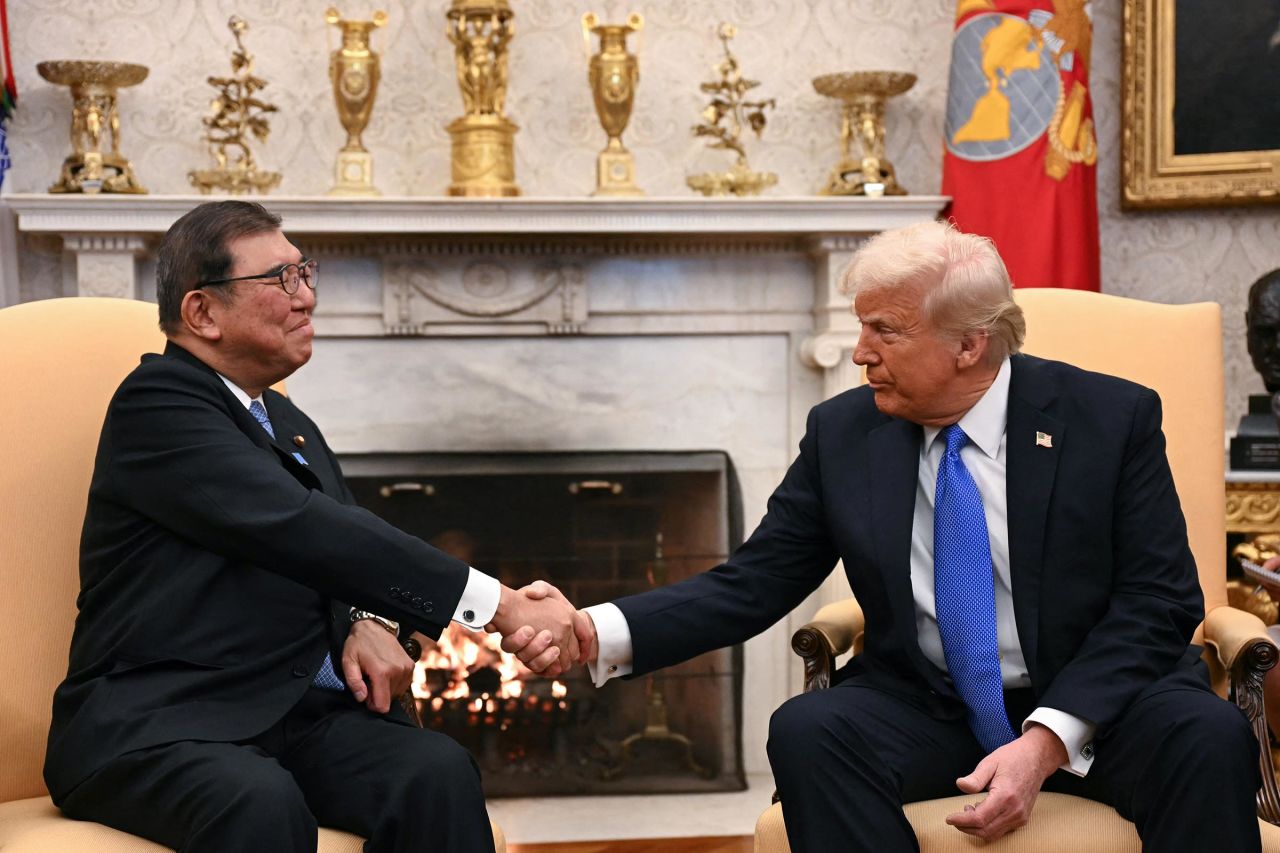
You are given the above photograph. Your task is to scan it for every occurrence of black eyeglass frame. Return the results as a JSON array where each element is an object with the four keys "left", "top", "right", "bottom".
[{"left": 195, "top": 258, "right": 318, "bottom": 295}]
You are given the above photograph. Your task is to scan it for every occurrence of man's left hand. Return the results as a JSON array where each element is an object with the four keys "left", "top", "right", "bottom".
[
  {"left": 945, "top": 724, "right": 1068, "bottom": 842},
  {"left": 341, "top": 619, "right": 414, "bottom": 714}
]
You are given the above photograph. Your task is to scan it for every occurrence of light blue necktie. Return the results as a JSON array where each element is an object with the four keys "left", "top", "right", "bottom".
[
  {"left": 248, "top": 400, "right": 345, "bottom": 692},
  {"left": 933, "top": 424, "right": 1015, "bottom": 753}
]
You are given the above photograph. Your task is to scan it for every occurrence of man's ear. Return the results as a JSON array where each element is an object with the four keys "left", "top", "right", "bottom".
[
  {"left": 956, "top": 330, "right": 990, "bottom": 369},
  {"left": 180, "top": 289, "right": 223, "bottom": 342}
]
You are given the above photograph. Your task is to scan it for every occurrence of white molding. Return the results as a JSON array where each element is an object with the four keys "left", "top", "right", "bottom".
[{"left": 5, "top": 193, "right": 949, "bottom": 236}]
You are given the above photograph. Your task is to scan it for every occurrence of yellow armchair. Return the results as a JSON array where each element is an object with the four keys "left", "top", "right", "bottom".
[
  {"left": 756, "top": 290, "right": 1280, "bottom": 851},
  {"left": 0, "top": 297, "right": 505, "bottom": 852}
]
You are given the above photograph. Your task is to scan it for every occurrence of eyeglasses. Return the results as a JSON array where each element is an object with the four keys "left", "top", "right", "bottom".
[{"left": 196, "top": 258, "right": 318, "bottom": 295}]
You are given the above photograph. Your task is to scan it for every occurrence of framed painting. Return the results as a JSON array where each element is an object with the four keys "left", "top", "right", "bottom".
[{"left": 1123, "top": 0, "right": 1280, "bottom": 209}]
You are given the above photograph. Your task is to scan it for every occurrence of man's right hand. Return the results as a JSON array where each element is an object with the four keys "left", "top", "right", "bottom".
[
  {"left": 487, "top": 581, "right": 581, "bottom": 676},
  {"left": 497, "top": 581, "right": 597, "bottom": 677}
]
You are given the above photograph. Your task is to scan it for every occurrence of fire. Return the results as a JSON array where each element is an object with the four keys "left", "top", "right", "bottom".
[{"left": 412, "top": 623, "right": 527, "bottom": 701}]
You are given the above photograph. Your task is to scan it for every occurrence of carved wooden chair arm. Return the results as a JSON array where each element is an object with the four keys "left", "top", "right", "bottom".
[
  {"left": 399, "top": 635, "right": 425, "bottom": 728},
  {"left": 1203, "top": 604, "right": 1280, "bottom": 824},
  {"left": 791, "top": 598, "right": 865, "bottom": 693}
]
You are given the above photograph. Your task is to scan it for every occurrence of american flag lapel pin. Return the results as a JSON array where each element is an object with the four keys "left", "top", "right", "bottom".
[{"left": 1035, "top": 431, "right": 1053, "bottom": 448}]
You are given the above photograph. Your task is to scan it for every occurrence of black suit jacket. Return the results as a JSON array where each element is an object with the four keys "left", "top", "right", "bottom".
[
  {"left": 614, "top": 354, "right": 1205, "bottom": 732},
  {"left": 45, "top": 342, "right": 469, "bottom": 801}
]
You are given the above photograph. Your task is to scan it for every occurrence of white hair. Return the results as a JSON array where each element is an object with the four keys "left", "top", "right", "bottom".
[{"left": 838, "top": 219, "right": 1025, "bottom": 365}]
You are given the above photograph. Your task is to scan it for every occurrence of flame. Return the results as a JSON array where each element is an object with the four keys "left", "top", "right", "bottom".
[
  {"left": 412, "top": 622, "right": 528, "bottom": 701},
  {"left": 551, "top": 680, "right": 567, "bottom": 698}
]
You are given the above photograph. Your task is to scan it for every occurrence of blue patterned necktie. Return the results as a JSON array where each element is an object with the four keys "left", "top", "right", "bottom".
[
  {"left": 933, "top": 424, "right": 1015, "bottom": 753},
  {"left": 248, "top": 400, "right": 345, "bottom": 692}
]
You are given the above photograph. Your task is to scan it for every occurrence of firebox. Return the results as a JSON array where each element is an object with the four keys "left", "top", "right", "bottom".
[{"left": 341, "top": 451, "right": 746, "bottom": 796}]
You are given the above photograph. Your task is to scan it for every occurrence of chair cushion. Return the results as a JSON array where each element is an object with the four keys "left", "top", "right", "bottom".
[
  {"left": 756, "top": 794, "right": 1280, "bottom": 852},
  {"left": 0, "top": 796, "right": 506, "bottom": 853}
]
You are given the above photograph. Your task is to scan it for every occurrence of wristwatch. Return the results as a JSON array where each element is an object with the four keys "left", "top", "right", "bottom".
[{"left": 350, "top": 609, "right": 399, "bottom": 637}]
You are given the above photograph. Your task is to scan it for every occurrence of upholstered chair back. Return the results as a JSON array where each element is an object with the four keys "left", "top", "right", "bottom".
[
  {"left": 0, "top": 297, "right": 166, "bottom": 802},
  {"left": 1014, "top": 289, "right": 1226, "bottom": 616}
]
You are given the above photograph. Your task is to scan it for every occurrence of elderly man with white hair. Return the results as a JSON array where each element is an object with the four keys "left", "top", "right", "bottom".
[{"left": 513, "top": 219, "right": 1261, "bottom": 852}]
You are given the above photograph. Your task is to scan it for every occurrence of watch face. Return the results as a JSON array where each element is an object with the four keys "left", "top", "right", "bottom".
[{"left": 352, "top": 610, "right": 398, "bottom": 635}]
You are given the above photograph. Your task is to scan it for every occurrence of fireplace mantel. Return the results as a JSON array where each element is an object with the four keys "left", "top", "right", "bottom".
[{"left": 6, "top": 193, "right": 947, "bottom": 236}]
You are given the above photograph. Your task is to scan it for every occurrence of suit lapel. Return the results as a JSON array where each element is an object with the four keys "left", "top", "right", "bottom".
[
  {"left": 1005, "top": 356, "right": 1063, "bottom": 685},
  {"left": 866, "top": 416, "right": 924, "bottom": 652},
  {"left": 261, "top": 399, "right": 324, "bottom": 492}
]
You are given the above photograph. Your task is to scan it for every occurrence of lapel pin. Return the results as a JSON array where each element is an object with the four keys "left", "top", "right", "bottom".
[
  {"left": 1035, "top": 431, "right": 1053, "bottom": 449},
  {"left": 293, "top": 435, "right": 306, "bottom": 448}
]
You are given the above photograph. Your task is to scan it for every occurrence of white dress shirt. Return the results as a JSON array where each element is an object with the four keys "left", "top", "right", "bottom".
[
  {"left": 217, "top": 374, "right": 498, "bottom": 630},
  {"left": 586, "top": 358, "right": 1096, "bottom": 776}
]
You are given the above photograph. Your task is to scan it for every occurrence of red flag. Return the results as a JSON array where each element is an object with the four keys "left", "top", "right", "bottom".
[{"left": 941, "top": 0, "right": 1099, "bottom": 291}]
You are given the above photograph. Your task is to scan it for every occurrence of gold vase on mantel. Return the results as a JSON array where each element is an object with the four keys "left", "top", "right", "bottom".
[
  {"left": 326, "top": 6, "right": 387, "bottom": 196},
  {"left": 813, "top": 70, "right": 915, "bottom": 197},
  {"left": 38, "top": 60, "right": 148, "bottom": 194},
  {"left": 582, "top": 12, "right": 643, "bottom": 197},
  {"left": 445, "top": 0, "right": 519, "bottom": 197}
]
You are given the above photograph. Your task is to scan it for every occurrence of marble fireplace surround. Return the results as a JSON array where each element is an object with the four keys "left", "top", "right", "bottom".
[{"left": 8, "top": 193, "right": 947, "bottom": 832}]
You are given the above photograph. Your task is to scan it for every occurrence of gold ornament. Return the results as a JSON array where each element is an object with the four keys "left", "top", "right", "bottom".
[
  {"left": 686, "top": 23, "right": 776, "bottom": 197},
  {"left": 326, "top": 7, "right": 387, "bottom": 196},
  {"left": 812, "top": 71, "right": 915, "bottom": 197},
  {"left": 38, "top": 60, "right": 148, "bottom": 194},
  {"left": 445, "top": 0, "right": 519, "bottom": 197},
  {"left": 189, "top": 16, "right": 282, "bottom": 195},
  {"left": 582, "top": 12, "right": 644, "bottom": 197}
]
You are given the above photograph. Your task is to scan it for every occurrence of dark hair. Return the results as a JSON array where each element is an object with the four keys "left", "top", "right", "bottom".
[{"left": 156, "top": 201, "right": 283, "bottom": 334}]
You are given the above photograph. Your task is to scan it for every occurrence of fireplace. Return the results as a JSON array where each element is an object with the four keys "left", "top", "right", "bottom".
[{"left": 342, "top": 451, "right": 746, "bottom": 796}]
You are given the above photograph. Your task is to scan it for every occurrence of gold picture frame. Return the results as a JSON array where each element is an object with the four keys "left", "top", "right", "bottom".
[{"left": 1122, "top": 0, "right": 1280, "bottom": 209}]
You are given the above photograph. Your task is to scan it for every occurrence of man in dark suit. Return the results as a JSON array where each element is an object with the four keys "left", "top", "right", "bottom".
[
  {"left": 513, "top": 221, "right": 1262, "bottom": 851},
  {"left": 46, "top": 200, "right": 579, "bottom": 853}
]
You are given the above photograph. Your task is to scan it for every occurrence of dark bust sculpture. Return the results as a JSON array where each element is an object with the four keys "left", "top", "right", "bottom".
[
  {"left": 1235, "top": 269, "right": 1280, "bottom": 468},
  {"left": 1247, "top": 268, "right": 1280, "bottom": 394}
]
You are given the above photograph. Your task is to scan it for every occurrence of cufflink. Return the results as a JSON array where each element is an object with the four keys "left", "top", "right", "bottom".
[
  {"left": 463, "top": 609, "right": 475, "bottom": 622},
  {"left": 1081, "top": 744, "right": 1094, "bottom": 760},
  {"left": 609, "top": 665, "right": 618, "bottom": 673},
  {"left": 293, "top": 435, "right": 306, "bottom": 447}
]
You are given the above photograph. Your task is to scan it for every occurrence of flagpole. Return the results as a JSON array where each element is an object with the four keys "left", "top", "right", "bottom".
[{"left": 0, "top": 0, "right": 17, "bottom": 306}]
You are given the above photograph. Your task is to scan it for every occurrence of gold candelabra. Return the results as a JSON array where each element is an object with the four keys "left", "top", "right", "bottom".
[
  {"left": 38, "top": 60, "right": 148, "bottom": 194},
  {"left": 582, "top": 12, "right": 643, "bottom": 197},
  {"left": 813, "top": 71, "right": 915, "bottom": 197},
  {"left": 189, "top": 16, "right": 282, "bottom": 195},
  {"left": 686, "top": 23, "right": 776, "bottom": 197},
  {"left": 445, "top": 0, "right": 519, "bottom": 197},
  {"left": 326, "top": 7, "right": 387, "bottom": 196}
]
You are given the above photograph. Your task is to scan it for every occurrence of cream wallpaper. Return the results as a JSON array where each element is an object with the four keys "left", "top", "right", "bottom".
[{"left": 4, "top": 0, "right": 1280, "bottom": 426}]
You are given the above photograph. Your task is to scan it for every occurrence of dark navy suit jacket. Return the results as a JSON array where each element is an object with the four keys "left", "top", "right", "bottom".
[
  {"left": 614, "top": 354, "right": 1205, "bottom": 731},
  {"left": 46, "top": 342, "right": 470, "bottom": 801}
]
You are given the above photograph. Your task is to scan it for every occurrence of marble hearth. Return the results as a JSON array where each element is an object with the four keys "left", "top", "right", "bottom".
[{"left": 5, "top": 194, "right": 948, "bottom": 797}]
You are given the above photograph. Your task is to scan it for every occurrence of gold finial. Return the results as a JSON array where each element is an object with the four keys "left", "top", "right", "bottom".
[
  {"left": 685, "top": 22, "right": 776, "bottom": 196},
  {"left": 582, "top": 10, "right": 645, "bottom": 196},
  {"left": 187, "top": 15, "right": 282, "bottom": 194}
]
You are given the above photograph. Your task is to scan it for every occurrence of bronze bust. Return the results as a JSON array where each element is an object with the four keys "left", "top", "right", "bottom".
[
  {"left": 1247, "top": 268, "right": 1280, "bottom": 394},
  {"left": 1235, "top": 269, "right": 1280, "bottom": 467}
]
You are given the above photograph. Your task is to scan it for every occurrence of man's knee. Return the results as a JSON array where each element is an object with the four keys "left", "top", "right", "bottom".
[
  {"left": 768, "top": 690, "right": 852, "bottom": 772},
  {"left": 1148, "top": 693, "right": 1258, "bottom": 779},
  {"left": 390, "top": 731, "right": 483, "bottom": 803},
  {"left": 218, "top": 761, "right": 316, "bottom": 836}
]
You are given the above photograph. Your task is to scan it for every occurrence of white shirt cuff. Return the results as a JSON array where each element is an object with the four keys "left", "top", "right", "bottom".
[
  {"left": 584, "top": 602, "right": 634, "bottom": 687},
  {"left": 452, "top": 568, "right": 499, "bottom": 630},
  {"left": 1024, "top": 707, "right": 1096, "bottom": 777}
]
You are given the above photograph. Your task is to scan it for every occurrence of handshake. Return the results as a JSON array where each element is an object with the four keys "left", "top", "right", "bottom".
[{"left": 486, "top": 581, "right": 597, "bottom": 677}]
